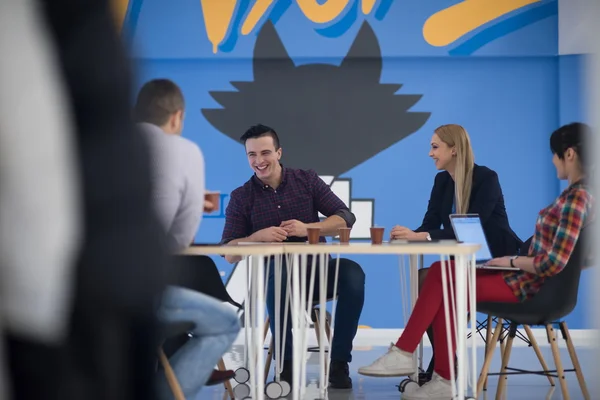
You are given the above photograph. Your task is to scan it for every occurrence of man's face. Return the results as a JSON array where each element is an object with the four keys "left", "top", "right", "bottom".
[{"left": 245, "top": 136, "right": 282, "bottom": 181}]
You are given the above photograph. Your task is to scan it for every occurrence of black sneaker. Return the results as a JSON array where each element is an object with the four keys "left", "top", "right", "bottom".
[{"left": 328, "top": 360, "right": 352, "bottom": 389}]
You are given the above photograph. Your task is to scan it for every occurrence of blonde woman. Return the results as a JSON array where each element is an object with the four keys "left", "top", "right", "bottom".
[
  {"left": 359, "top": 123, "right": 593, "bottom": 400},
  {"left": 388, "top": 124, "right": 521, "bottom": 383}
]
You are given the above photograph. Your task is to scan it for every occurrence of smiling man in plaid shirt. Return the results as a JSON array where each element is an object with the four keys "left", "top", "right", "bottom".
[{"left": 221, "top": 124, "right": 365, "bottom": 389}]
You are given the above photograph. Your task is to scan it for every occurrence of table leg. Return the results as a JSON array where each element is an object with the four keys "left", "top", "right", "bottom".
[
  {"left": 409, "top": 254, "right": 420, "bottom": 382},
  {"left": 325, "top": 255, "right": 341, "bottom": 385},
  {"left": 256, "top": 255, "right": 266, "bottom": 398},
  {"left": 247, "top": 256, "right": 257, "bottom": 399},
  {"left": 299, "top": 255, "right": 317, "bottom": 396},
  {"left": 243, "top": 257, "right": 250, "bottom": 372},
  {"left": 469, "top": 254, "right": 478, "bottom": 399},
  {"left": 318, "top": 253, "right": 327, "bottom": 399},
  {"left": 418, "top": 254, "right": 424, "bottom": 372},
  {"left": 273, "top": 255, "right": 282, "bottom": 382},
  {"left": 439, "top": 254, "right": 458, "bottom": 399},
  {"left": 291, "top": 253, "right": 301, "bottom": 400},
  {"left": 455, "top": 254, "right": 467, "bottom": 399}
]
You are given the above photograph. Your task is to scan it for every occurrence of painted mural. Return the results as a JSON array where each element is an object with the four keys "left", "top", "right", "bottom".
[{"left": 112, "top": 0, "right": 593, "bottom": 329}]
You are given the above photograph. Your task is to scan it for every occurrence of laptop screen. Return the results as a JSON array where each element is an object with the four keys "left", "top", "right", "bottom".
[{"left": 450, "top": 215, "right": 492, "bottom": 261}]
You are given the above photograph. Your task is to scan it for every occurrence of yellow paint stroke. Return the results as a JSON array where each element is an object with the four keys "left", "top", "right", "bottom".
[
  {"left": 296, "top": 0, "right": 351, "bottom": 24},
  {"left": 200, "top": 0, "right": 238, "bottom": 53},
  {"left": 423, "top": 0, "right": 541, "bottom": 47},
  {"left": 110, "top": 0, "right": 129, "bottom": 32},
  {"left": 242, "top": 0, "right": 275, "bottom": 35},
  {"left": 358, "top": 325, "right": 371, "bottom": 329},
  {"left": 361, "top": 0, "right": 377, "bottom": 15}
]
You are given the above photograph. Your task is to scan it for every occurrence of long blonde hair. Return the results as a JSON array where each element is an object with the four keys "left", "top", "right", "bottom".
[{"left": 434, "top": 124, "right": 475, "bottom": 214}]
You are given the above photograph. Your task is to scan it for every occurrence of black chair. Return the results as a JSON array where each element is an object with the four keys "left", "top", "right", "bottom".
[
  {"left": 466, "top": 235, "right": 554, "bottom": 391},
  {"left": 158, "top": 321, "right": 196, "bottom": 400},
  {"left": 165, "top": 255, "right": 241, "bottom": 399},
  {"left": 476, "top": 229, "right": 592, "bottom": 400},
  {"left": 170, "top": 254, "right": 242, "bottom": 310}
]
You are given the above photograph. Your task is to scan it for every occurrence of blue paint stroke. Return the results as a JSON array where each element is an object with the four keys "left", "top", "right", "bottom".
[
  {"left": 269, "top": 0, "right": 293, "bottom": 26},
  {"left": 374, "top": 0, "right": 394, "bottom": 21},
  {"left": 218, "top": 0, "right": 252, "bottom": 53},
  {"left": 314, "top": 0, "right": 358, "bottom": 38},
  {"left": 122, "top": 0, "right": 144, "bottom": 42},
  {"left": 448, "top": 0, "right": 557, "bottom": 56}
]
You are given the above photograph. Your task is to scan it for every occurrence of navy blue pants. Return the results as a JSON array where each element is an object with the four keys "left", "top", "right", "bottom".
[{"left": 266, "top": 257, "right": 365, "bottom": 363}]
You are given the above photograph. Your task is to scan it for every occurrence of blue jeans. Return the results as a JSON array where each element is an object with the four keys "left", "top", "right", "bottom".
[
  {"left": 157, "top": 286, "right": 240, "bottom": 400},
  {"left": 266, "top": 257, "right": 365, "bottom": 363}
]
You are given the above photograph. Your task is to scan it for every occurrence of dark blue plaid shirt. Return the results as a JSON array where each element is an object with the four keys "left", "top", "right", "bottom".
[{"left": 221, "top": 167, "right": 355, "bottom": 244}]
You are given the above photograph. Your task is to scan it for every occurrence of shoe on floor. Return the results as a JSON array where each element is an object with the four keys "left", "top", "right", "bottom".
[
  {"left": 402, "top": 372, "right": 452, "bottom": 400},
  {"left": 206, "top": 369, "right": 235, "bottom": 386},
  {"left": 328, "top": 360, "right": 352, "bottom": 389},
  {"left": 358, "top": 343, "right": 416, "bottom": 377}
]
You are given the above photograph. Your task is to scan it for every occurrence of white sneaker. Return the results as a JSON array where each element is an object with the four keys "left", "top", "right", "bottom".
[
  {"left": 357, "top": 343, "right": 415, "bottom": 377},
  {"left": 402, "top": 372, "right": 452, "bottom": 400}
]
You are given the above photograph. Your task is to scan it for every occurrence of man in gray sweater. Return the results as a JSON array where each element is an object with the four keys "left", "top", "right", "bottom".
[{"left": 135, "top": 79, "right": 240, "bottom": 399}]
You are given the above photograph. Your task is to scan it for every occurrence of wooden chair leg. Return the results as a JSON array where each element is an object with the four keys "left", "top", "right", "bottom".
[
  {"left": 263, "top": 317, "right": 270, "bottom": 342},
  {"left": 483, "top": 315, "right": 493, "bottom": 391},
  {"left": 325, "top": 311, "right": 332, "bottom": 343},
  {"left": 547, "top": 324, "right": 570, "bottom": 400},
  {"left": 217, "top": 358, "right": 235, "bottom": 399},
  {"left": 477, "top": 318, "right": 504, "bottom": 394},
  {"left": 560, "top": 322, "right": 589, "bottom": 400},
  {"left": 264, "top": 338, "right": 274, "bottom": 384},
  {"left": 313, "top": 307, "right": 333, "bottom": 345},
  {"left": 158, "top": 347, "right": 186, "bottom": 400},
  {"left": 313, "top": 308, "right": 322, "bottom": 347},
  {"left": 499, "top": 337, "right": 506, "bottom": 359},
  {"left": 523, "top": 325, "right": 555, "bottom": 387},
  {"left": 495, "top": 324, "right": 516, "bottom": 400}
]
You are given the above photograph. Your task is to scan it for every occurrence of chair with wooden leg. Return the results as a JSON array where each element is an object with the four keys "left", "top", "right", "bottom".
[
  {"left": 158, "top": 321, "right": 197, "bottom": 400},
  {"left": 171, "top": 255, "right": 242, "bottom": 399},
  {"left": 476, "top": 315, "right": 556, "bottom": 391},
  {"left": 476, "top": 230, "right": 591, "bottom": 400}
]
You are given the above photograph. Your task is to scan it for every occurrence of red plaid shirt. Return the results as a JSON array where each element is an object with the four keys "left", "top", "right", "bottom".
[{"left": 503, "top": 180, "right": 593, "bottom": 301}]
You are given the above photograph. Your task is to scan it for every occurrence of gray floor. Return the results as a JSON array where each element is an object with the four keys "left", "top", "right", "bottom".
[{"left": 201, "top": 344, "right": 593, "bottom": 399}]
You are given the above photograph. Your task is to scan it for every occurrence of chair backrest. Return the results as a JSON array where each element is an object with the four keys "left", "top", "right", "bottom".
[
  {"left": 169, "top": 255, "right": 242, "bottom": 309},
  {"left": 517, "top": 226, "right": 591, "bottom": 318},
  {"left": 162, "top": 256, "right": 242, "bottom": 358}
]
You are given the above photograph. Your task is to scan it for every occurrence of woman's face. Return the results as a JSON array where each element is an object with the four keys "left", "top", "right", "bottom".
[
  {"left": 552, "top": 153, "right": 567, "bottom": 180},
  {"left": 429, "top": 133, "right": 455, "bottom": 171},
  {"left": 552, "top": 148, "right": 579, "bottom": 180}
]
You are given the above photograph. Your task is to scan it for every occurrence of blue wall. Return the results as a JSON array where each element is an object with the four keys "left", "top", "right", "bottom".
[{"left": 126, "top": 0, "right": 592, "bottom": 328}]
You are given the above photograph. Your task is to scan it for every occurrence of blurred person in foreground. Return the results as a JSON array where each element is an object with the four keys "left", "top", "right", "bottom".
[
  {"left": 3, "top": 0, "right": 170, "bottom": 399},
  {"left": 134, "top": 79, "right": 240, "bottom": 399},
  {"left": 0, "top": 0, "right": 81, "bottom": 397}
]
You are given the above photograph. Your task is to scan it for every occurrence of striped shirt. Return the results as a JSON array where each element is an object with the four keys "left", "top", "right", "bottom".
[
  {"left": 503, "top": 180, "right": 593, "bottom": 301},
  {"left": 138, "top": 123, "right": 205, "bottom": 252}
]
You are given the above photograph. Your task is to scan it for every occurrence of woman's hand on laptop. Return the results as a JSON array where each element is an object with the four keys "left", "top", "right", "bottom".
[{"left": 484, "top": 256, "right": 511, "bottom": 268}]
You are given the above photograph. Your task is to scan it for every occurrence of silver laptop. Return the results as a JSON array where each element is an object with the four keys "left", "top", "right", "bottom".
[{"left": 450, "top": 214, "right": 519, "bottom": 271}]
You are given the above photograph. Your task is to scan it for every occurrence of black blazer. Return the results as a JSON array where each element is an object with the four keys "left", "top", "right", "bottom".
[{"left": 415, "top": 164, "right": 522, "bottom": 258}]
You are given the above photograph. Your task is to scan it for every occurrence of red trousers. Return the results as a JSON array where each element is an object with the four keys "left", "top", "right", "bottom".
[{"left": 395, "top": 261, "right": 519, "bottom": 380}]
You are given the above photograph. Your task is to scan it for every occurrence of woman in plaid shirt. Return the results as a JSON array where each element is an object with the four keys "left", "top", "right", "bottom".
[{"left": 359, "top": 123, "right": 593, "bottom": 400}]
